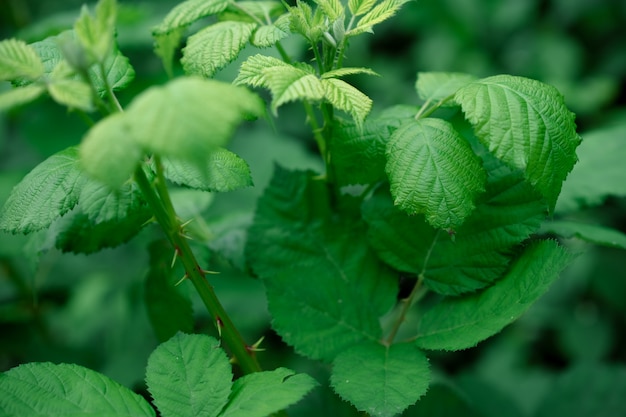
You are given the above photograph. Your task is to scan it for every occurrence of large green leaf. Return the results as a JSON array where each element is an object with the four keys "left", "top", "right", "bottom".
[
  {"left": 415, "top": 72, "right": 477, "bottom": 105},
  {"left": 181, "top": 21, "right": 256, "bottom": 78},
  {"left": 153, "top": 0, "right": 229, "bottom": 34},
  {"left": 321, "top": 78, "right": 372, "bottom": 129},
  {"left": 0, "top": 147, "right": 85, "bottom": 234},
  {"left": 0, "top": 38, "right": 44, "bottom": 81},
  {"left": 386, "top": 118, "right": 486, "bottom": 229},
  {"left": 0, "top": 362, "right": 155, "bottom": 417},
  {"left": 146, "top": 333, "right": 232, "bottom": 417},
  {"left": 220, "top": 368, "right": 318, "bottom": 417},
  {"left": 455, "top": 75, "right": 581, "bottom": 211},
  {"left": 331, "top": 342, "right": 430, "bottom": 417},
  {"left": 414, "top": 240, "right": 571, "bottom": 351},
  {"left": 364, "top": 153, "right": 547, "bottom": 295},
  {"left": 540, "top": 220, "right": 626, "bottom": 250},
  {"left": 246, "top": 167, "right": 398, "bottom": 361}
]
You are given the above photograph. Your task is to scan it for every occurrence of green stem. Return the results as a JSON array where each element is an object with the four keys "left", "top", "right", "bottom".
[
  {"left": 134, "top": 164, "right": 262, "bottom": 375},
  {"left": 275, "top": 41, "right": 292, "bottom": 64}
]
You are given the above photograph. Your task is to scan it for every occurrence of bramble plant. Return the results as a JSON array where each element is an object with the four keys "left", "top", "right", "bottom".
[{"left": 1, "top": 0, "right": 626, "bottom": 416}]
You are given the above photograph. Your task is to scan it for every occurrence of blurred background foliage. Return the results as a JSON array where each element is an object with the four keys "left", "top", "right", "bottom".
[{"left": 1, "top": 0, "right": 625, "bottom": 415}]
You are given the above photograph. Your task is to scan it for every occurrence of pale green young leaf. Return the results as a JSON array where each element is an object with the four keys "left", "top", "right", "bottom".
[
  {"left": 364, "top": 153, "right": 547, "bottom": 295},
  {"left": 220, "top": 368, "right": 318, "bottom": 417},
  {"left": 0, "top": 147, "right": 85, "bottom": 234},
  {"left": 47, "top": 79, "right": 94, "bottom": 111},
  {"left": 386, "top": 118, "right": 485, "bottom": 229},
  {"left": 348, "top": 0, "right": 408, "bottom": 36},
  {"left": 288, "top": 1, "right": 325, "bottom": 42},
  {"left": 348, "top": 0, "right": 378, "bottom": 16},
  {"left": 415, "top": 72, "right": 477, "bottom": 105},
  {"left": 146, "top": 333, "right": 232, "bottom": 417},
  {"left": 91, "top": 47, "right": 135, "bottom": 93},
  {"left": 455, "top": 75, "right": 581, "bottom": 211},
  {"left": 251, "top": 15, "right": 291, "bottom": 47},
  {"left": 218, "top": 1, "right": 285, "bottom": 23},
  {"left": 162, "top": 149, "right": 253, "bottom": 192},
  {"left": 74, "top": 0, "right": 117, "bottom": 62},
  {"left": 154, "top": 29, "right": 184, "bottom": 78},
  {"left": 415, "top": 240, "right": 571, "bottom": 351},
  {"left": 265, "top": 70, "right": 324, "bottom": 114},
  {"left": 0, "top": 39, "right": 44, "bottom": 81},
  {"left": 557, "top": 123, "right": 626, "bottom": 212},
  {"left": 314, "top": 0, "right": 344, "bottom": 21},
  {"left": 145, "top": 241, "right": 194, "bottom": 343},
  {"left": 246, "top": 167, "right": 398, "bottom": 362},
  {"left": 322, "top": 67, "right": 378, "bottom": 78},
  {"left": 234, "top": 54, "right": 286, "bottom": 88},
  {"left": 321, "top": 78, "right": 372, "bottom": 129},
  {"left": 331, "top": 342, "right": 430, "bottom": 417},
  {"left": 540, "top": 220, "right": 626, "bottom": 250},
  {"left": 153, "top": 0, "right": 229, "bottom": 34},
  {"left": 0, "top": 84, "right": 45, "bottom": 112},
  {"left": 80, "top": 112, "right": 142, "bottom": 188},
  {"left": 181, "top": 21, "right": 256, "bottom": 78},
  {"left": 0, "top": 362, "right": 155, "bottom": 417},
  {"left": 127, "top": 77, "right": 263, "bottom": 161}
]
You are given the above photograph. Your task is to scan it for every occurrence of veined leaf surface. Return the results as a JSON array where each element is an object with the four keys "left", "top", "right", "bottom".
[
  {"left": 0, "top": 38, "right": 44, "bottom": 81},
  {"left": 153, "top": 0, "right": 229, "bottom": 34},
  {"left": 321, "top": 78, "right": 372, "bottom": 129},
  {"left": 415, "top": 72, "right": 477, "bottom": 105}
]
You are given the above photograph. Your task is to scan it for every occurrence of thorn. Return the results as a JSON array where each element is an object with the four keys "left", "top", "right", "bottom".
[
  {"left": 174, "top": 273, "right": 188, "bottom": 286},
  {"left": 216, "top": 316, "right": 223, "bottom": 339},
  {"left": 201, "top": 269, "right": 220, "bottom": 275},
  {"left": 171, "top": 248, "right": 179, "bottom": 269},
  {"left": 180, "top": 233, "right": 194, "bottom": 240},
  {"left": 180, "top": 218, "right": 194, "bottom": 229},
  {"left": 247, "top": 336, "right": 266, "bottom": 352},
  {"left": 141, "top": 216, "right": 156, "bottom": 227}
]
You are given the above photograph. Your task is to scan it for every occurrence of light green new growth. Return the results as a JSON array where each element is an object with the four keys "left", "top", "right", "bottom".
[
  {"left": 153, "top": 0, "right": 229, "bottom": 34},
  {"left": 0, "top": 39, "right": 44, "bottom": 81}
]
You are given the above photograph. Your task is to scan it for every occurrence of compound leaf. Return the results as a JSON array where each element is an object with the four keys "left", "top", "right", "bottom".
[
  {"left": 348, "top": 0, "right": 408, "bottom": 36},
  {"left": 146, "top": 333, "right": 232, "bottom": 417},
  {"left": 0, "top": 38, "right": 44, "bottom": 81},
  {"left": 0, "top": 84, "right": 46, "bottom": 112},
  {"left": 220, "top": 368, "right": 318, "bottom": 417},
  {"left": 321, "top": 77, "right": 372, "bottom": 129},
  {"left": 415, "top": 240, "right": 571, "bottom": 350},
  {"left": 455, "top": 75, "right": 581, "bottom": 211},
  {"left": 540, "top": 220, "right": 626, "bottom": 250},
  {"left": 0, "top": 362, "right": 155, "bottom": 417},
  {"left": 331, "top": 342, "right": 430, "bottom": 417},
  {"left": 386, "top": 118, "right": 486, "bottom": 229},
  {"left": 0, "top": 147, "right": 85, "bottom": 234},
  {"left": 153, "top": 0, "right": 229, "bottom": 34},
  {"left": 415, "top": 72, "right": 477, "bottom": 105},
  {"left": 162, "top": 149, "right": 252, "bottom": 192},
  {"left": 181, "top": 21, "right": 256, "bottom": 78}
]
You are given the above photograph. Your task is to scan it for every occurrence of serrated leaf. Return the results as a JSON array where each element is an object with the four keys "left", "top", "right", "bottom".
[
  {"left": 162, "top": 149, "right": 252, "bottom": 192},
  {"left": 415, "top": 72, "right": 477, "bottom": 105},
  {"left": 92, "top": 47, "right": 135, "bottom": 92},
  {"left": 127, "top": 77, "right": 263, "bottom": 161},
  {"left": 220, "top": 368, "right": 318, "bottom": 417},
  {"left": 219, "top": 1, "right": 285, "bottom": 23},
  {"left": 234, "top": 54, "right": 286, "bottom": 88},
  {"left": 154, "top": 28, "right": 184, "bottom": 78},
  {"left": 74, "top": 0, "right": 117, "bottom": 62},
  {"left": 266, "top": 71, "right": 323, "bottom": 114},
  {"left": 348, "top": 0, "right": 407, "bottom": 36},
  {"left": 146, "top": 333, "right": 232, "bottom": 417},
  {"left": 288, "top": 1, "right": 325, "bottom": 42},
  {"left": 364, "top": 153, "right": 548, "bottom": 295},
  {"left": 246, "top": 167, "right": 398, "bottom": 362},
  {"left": 455, "top": 75, "right": 581, "bottom": 211},
  {"left": 0, "top": 147, "right": 85, "bottom": 234},
  {"left": 153, "top": 0, "right": 229, "bottom": 34},
  {"left": 0, "top": 362, "right": 155, "bottom": 417},
  {"left": 47, "top": 79, "right": 94, "bottom": 111},
  {"left": 331, "top": 342, "right": 430, "bottom": 417},
  {"left": 0, "top": 83, "right": 45, "bottom": 112},
  {"left": 251, "top": 15, "right": 291, "bottom": 47},
  {"left": 80, "top": 112, "right": 142, "bottom": 188},
  {"left": 415, "top": 240, "right": 571, "bottom": 350},
  {"left": 386, "top": 118, "right": 486, "bottom": 229},
  {"left": 182, "top": 21, "right": 255, "bottom": 78},
  {"left": 540, "top": 220, "right": 626, "bottom": 250},
  {"left": 348, "top": 0, "right": 378, "bottom": 16},
  {"left": 0, "top": 38, "right": 44, "bottom": 81},
  {"left": 321, "top": 78, "right": 372, "bottom": 129},
  {"left": 557, "top": 123, "right": 626, "bottom": 212},
  {"left": 145, "top": 240, "right": 194, "bottom": 342},
  {"left": 322, "top": 67, "right": 378, "bottom": 78},
  {"left": 314, "top": 0, "right": 344, "bottom": 21}
]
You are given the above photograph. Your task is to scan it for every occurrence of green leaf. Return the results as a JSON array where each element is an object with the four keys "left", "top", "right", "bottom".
[
  {"left": 246, "top": 167, "right": 398, "bottom": 361},
  {"left": 288, "top": 1, "right": 325, "bottom": 43},
  {"left": 348, "top": 0, "right": 408, "bottom": 36},
  {"left": 322, "top": 67, "right": 378, "bottom": 78},
  {"left": 0, "top": 38, "right": 44, "bottom": 81},
  {"left": 219, "top": 1, "right": 285, "bottom": 23},
  {"left": 92, "top": 47, "right": 135, "bottom": 92},
  {"left": 74, "top": 0, "right": 117, "bottom": 62},
  {"left": 154, "top": 28, "right": 184, "bottom": 78},
  {"left": 47, "top": 79, "right": 94, "bottom": 111},
  {"left": 0, "top": 84, "right": 45, "bottom": 112},
  {"left": 162, "top": 149, "right": 253, "bottom": 192},
  {"left": 540, "top": 220, "right": 626, "bottom": 250},
  {"left": 145, "top": 241, "right": 194, "bottom": 342},
  {"left": 386, "top": 118, "right": 486, "bottom": 229},
  {"left": 0, "top": 362, "right": 155, "bottom": 417},
  {"left": 127, "top": 77, "right": 263, "bottom": 161},
  {"left": 314, "top": 0, "right": 344, "bottom": 21},
  {"left": 455, "top": 75, "right": 581, "bottom": 211},
  {"left": 415, "top": 72, "right": 477, "bottom": 105},
  {"left": 331, "top": 342, "right": 430, "bottom": 417},
  {"left": 80, "top": 112, "right": 142, "bottom": 189},
  {"left": 321, "top": 78, "right": 372, "bottom": 129},
  {"left": 557, "top": 123, "right": 626, "bottom": 212},
  {"left": 251, "top": 15, "right": 291, "bottom": 47},
  {"left": 146, "top": 333, "right": 232, "bottom": 417},
  {"left": 182, "top": 21, "right": 256, "bottom": 78},
  {"left": 348, "top": 0, "right": 377, "bottom": 16},
  {"left": 153, "top": 0, "right": 229, "bottom": 35},
  {"left": 535, "top": 363, "right": 626, "bottom": 417},
  {"left": 0, "top": 147, "right": 85, "bottom": 234},
  {"left": 415, "top": 240, "right": 572, "bottom": 351},
  {"left": 220, "top": 368, "right": 318, "bottom": 417},
  {"left": 234, "top": 54, "right": 285, "bottom": 88},
  {"left": 364, "top": 153, "right": 547, "bottom": 295}
]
